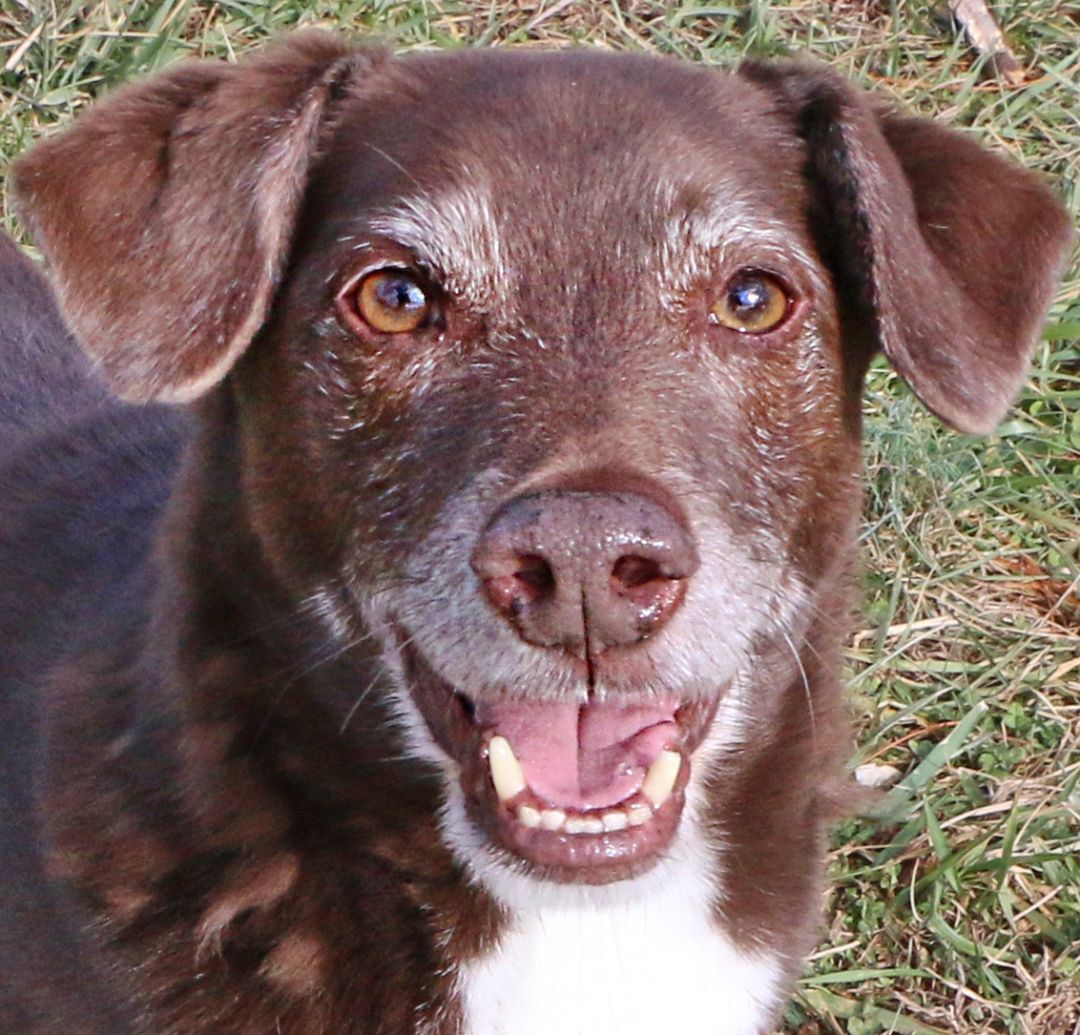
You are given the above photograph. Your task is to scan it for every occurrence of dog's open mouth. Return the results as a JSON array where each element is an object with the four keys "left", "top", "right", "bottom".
[{"left": 404, "top": 640, "right": 721, "bottom": 882}]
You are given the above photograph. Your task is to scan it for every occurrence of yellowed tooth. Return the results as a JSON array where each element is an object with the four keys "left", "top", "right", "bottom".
[
  {"left": 627, "top": 804, "right": 652, "bottom": 826},
  {"left": 488, "top": 736, "right": 526, "bottom": 801},
  {"left": 641, "top": 750, "right": 681, "bottom": 808},
  {"left": 517, "top": 805, "right": 541, "bottom": 828}
]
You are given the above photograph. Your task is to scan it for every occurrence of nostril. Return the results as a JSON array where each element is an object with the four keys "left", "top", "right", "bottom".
[
  {"left": 611, "top": 555, "right": 664, "bottom": 593},
  {"left": 482, "top": 553, "right": 556, "bottom": 615},
  {"left": 515, "top": 554, "right": 556, "bottom": 598},
  {"left": 609, "top": 553, "right": 686, "bottom": 631}
]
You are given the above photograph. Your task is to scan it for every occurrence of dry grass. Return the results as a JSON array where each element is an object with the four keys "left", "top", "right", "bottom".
[{"left": 1, "top": 2, "right": 1077, "bottom": 1032}]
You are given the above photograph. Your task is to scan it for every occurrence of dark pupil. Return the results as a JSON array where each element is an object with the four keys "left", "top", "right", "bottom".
[
  {"left": 375, "top": 276, "right": 424, "bottom": 312},
  {"left": 728, "top": 277, "right": 769, "bottom": 314}
]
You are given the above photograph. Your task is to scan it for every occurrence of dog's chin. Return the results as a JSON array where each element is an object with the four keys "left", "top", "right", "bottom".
[{"left": 402, "top": 640, "right": 723, "bottom": 884}]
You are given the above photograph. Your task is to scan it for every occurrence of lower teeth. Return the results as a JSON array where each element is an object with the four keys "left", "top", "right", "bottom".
[
  {"left": 487, "top": 738, "right": 681, "bottom": 836},
  {"left": 516, "top": 801, "right": 654, "bottom": 834}
]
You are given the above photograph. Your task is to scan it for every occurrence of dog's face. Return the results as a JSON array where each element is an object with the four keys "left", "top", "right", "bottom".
[
  {"left": 243, "top": 49, "right": 860, "bottom": 883},
  {"left": 14, "top": 37, "right": 1070, "bottom": 890}
]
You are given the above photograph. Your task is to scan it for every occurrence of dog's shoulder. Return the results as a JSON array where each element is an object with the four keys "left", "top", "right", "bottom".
[
  {"left": 0, "top": 233, "right": 187, "bottom": 1033},
  {"left": 0, "top": 234, "right": 186, "bottom": 588},
  {"left": 0, "top": 233, "right": 107, "bottom": 455}
]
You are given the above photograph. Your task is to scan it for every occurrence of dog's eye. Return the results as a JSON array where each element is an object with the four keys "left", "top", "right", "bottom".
[
  {"left": 352, "top": 270, "right": 432, "bottom": 334},
  {"left": 710, "top": 271, "right": 791, "bottom": 334}
]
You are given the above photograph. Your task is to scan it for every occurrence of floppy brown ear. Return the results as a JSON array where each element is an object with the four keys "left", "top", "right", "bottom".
[
  {"left": 741, "top": 60, "right": 1073, "bottom": 434},
  {"left": 13, "top": 32, "right": 380, "bottom": 404}
]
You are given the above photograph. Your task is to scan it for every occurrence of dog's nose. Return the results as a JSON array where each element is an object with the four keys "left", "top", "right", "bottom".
[{"left": 471, "top": 490, "right": 698, "bottom": 654}]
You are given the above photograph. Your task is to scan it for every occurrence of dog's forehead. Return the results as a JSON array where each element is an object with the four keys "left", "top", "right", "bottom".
[{"left": 309, "top": 49, "right": 813, "bottom": 308}]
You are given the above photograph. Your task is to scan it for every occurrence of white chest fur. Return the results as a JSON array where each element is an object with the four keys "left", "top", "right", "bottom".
[{"left": 455, "top": 840, "right": 783, "bottom": 1035}]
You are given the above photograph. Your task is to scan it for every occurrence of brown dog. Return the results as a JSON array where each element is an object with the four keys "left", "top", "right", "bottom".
[{"left": 0, "top": 32, "right": 1070, "bottom": 1035}]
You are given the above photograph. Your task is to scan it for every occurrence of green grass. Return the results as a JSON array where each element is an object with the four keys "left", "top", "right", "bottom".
[{"left": 2, "top": 3, "right": 1078, "bottom": 1032}]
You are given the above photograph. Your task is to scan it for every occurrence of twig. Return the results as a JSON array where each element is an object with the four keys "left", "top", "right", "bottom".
[{"left": 948, "top": 0, "right": 1025, "bottom": 86}]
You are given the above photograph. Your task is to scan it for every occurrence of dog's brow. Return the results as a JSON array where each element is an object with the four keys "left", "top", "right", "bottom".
[
  {"left": 369, "top": 181, "right": 506, "bottom": 310},
  {"left": 658, "top": 186, "right": 820, "bottom": 292}
]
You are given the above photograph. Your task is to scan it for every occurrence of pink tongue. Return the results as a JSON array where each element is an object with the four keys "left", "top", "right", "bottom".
[{"left": 477, "top": 698, "right": 679, "bottom": 810}]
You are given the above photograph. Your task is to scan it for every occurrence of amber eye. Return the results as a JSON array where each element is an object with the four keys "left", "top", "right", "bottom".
[
  {"left": 709, "top": 270, "right": 791, "bottom": 334},
  {"left": 352, "top": 269, "right": 432, "bottom": 334}
]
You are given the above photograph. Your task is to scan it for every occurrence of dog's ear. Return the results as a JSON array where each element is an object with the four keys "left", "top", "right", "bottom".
[
  {"left": 741, "top": 60, "right": 1073, "bottom": 434},
  {"left": 13, "top": 32, "right": 380, "bottom": 404}
]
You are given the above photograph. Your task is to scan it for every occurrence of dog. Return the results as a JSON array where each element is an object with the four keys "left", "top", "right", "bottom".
[{"left": 0, "top": 31, "right": 1070, "bottom": 1035}]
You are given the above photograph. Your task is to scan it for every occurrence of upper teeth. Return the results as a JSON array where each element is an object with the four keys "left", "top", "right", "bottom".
[
  {"left": 641, "top": 750, "right": 681, "bottom": 807},
  {"left": 486, "top": 735, "right": 683, "bottom": 833},
  {"left": 488, "top": 735, "right": 527, "bottom": 800}
]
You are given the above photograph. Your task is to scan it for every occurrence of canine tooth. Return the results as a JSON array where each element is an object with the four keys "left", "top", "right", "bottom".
[
  {"left": 540, "top": 809, "right": 566, "bottom": 831},
  {"left": 581, "top": 817, "right": 604, "bottom": 834},
  {"left": 564, "top": 817, "right": 587, "bottom": 835},
  {"left": 517, "top": 805, "right": 541, "bottom": 828},
  {"left": 488, "top": 736, "right": 526, "bottom": 801},
  {"left": 602, "top": 811, "right": 629, "bottom": 832},
  {"left": 641, "top": 750, "right": 681, "bottom": 808},
  {"left": 627, "top": 804, "right": 652, "bottom": 826}
]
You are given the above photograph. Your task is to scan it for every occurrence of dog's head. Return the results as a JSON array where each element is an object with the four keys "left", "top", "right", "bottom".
[{"left": 14, "top": 34, "right": 1070, "bottom": 888}]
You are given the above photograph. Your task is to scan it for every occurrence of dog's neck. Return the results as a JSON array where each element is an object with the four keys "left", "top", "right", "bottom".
[{"left": 454, "top": 824, "right": 786, "bottom": 1035}]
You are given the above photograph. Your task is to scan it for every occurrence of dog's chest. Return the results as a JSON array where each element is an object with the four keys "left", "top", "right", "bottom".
[{"left": 455, "top": 865, "right": 782, "bottom": 1035}]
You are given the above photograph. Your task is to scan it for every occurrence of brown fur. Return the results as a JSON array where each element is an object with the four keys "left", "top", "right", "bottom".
[{"left": 1, "top": 32, "right": 1071, "bottom": 1034}]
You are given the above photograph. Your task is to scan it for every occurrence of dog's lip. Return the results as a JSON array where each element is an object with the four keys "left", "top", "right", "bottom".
[{"left": 400, "top": 632, "right": 723, "bottom": 881}]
